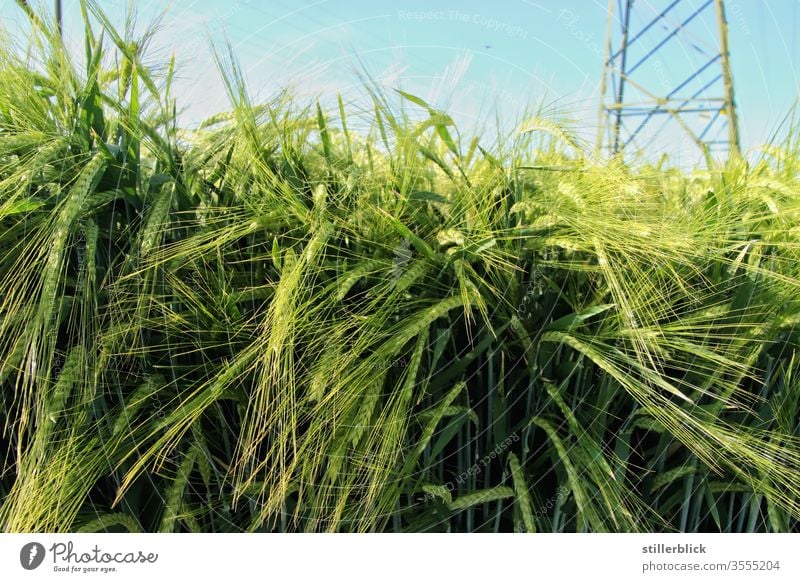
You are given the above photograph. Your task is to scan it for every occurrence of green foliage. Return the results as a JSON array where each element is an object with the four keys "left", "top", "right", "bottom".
[{"left": 1, "top": 1, "right": 800, "bottom": 533}]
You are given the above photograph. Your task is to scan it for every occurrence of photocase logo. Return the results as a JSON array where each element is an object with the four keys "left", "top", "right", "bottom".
[{"left": 20, "top": 542, "right": 46, "bottom": 570}]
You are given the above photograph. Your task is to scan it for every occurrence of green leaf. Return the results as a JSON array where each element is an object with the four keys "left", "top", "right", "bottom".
[
  {"left": 376, "top": 208, "right": 438, "bottom": 262},
  {"left": 0, "top": 199, "right": 45, "bottom": 217},
  {"left": 395, "top": 89, "right": 434, "bottom": 112},
  {"left": 409, "top": 190, "right": 449, "bottom": 204},
  {"left": 436, "top": 124, "right": 459, "bottom": 157},
  {"left": 428, "top": 411, "right": 470, "bottom": 460},
  {"left": 316, "top": 101, "right": 332, "bottom": 165},
  {"left": 545, "top": 304, "right": 615, "bottom": 332}
]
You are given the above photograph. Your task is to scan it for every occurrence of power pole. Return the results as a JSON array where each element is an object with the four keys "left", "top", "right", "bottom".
[
  {"left": 597, "top": 0, "right": 741, "bottom": 160},
  {"left": 55, "top": 0, "right": 63, "bottom": 38}
]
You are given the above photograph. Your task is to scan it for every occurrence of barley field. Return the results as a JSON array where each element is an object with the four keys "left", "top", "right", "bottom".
[{"left": 1, "top": 2, "right": 799, "bottom": 533}]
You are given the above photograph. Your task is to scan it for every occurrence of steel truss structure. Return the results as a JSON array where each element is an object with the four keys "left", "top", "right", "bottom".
[{"left": 597, "top": 0, "right": 740, "bottom": 159}]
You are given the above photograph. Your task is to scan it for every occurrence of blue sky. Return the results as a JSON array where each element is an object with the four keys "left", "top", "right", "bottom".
[{"left": 1, "top": 0, "right": 798, "bottom": 161}]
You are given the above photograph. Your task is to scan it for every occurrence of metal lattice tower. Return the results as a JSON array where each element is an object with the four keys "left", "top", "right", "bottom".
[{"left": 597, "top": 0, "right": 741, "bottom": 160}]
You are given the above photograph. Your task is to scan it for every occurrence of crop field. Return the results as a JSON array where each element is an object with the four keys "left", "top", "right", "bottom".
[{"left": 1, "top": 2, "right": 800, "bottom": 533}]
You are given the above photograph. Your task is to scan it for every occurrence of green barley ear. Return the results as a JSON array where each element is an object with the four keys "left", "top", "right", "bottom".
[
  {"left": 159, "top": 446, "right": 199, "bottom": 532},
  {"left": 518, "top": 116, "right": 582, "bottom": 153},
  {"left": 448, "top": 486, "right": 514, "bottom": 512},
  {"left": 271, "top": 237, "right": 282, "bottom": 273},
  {"left": 421, "top": 484, "right": 452, "bottom": 504},
  {"left": 139, "top": 182, "right": 174, "bottom": 258},
  {"left": 31, "top": 152, "right": 107, "bottom": 387},
  {"left": 509, "top": 453, "right": 536, "bottom": 533},
  {"left": 118, "top": 41, "right": 137, "bottom": 101}
]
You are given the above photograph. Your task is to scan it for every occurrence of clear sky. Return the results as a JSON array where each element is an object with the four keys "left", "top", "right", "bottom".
[{"left": 1, "top": 0, "right": 798, "bottom": 162}]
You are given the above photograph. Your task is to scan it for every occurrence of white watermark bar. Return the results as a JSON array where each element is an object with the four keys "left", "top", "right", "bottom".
[{"left": 0, "top": 534, "right": 797, "bottom": 580}]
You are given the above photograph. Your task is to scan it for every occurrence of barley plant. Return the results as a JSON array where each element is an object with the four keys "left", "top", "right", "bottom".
[{"left": 1, "top": 1, "right": 799, "bottom": 533}]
